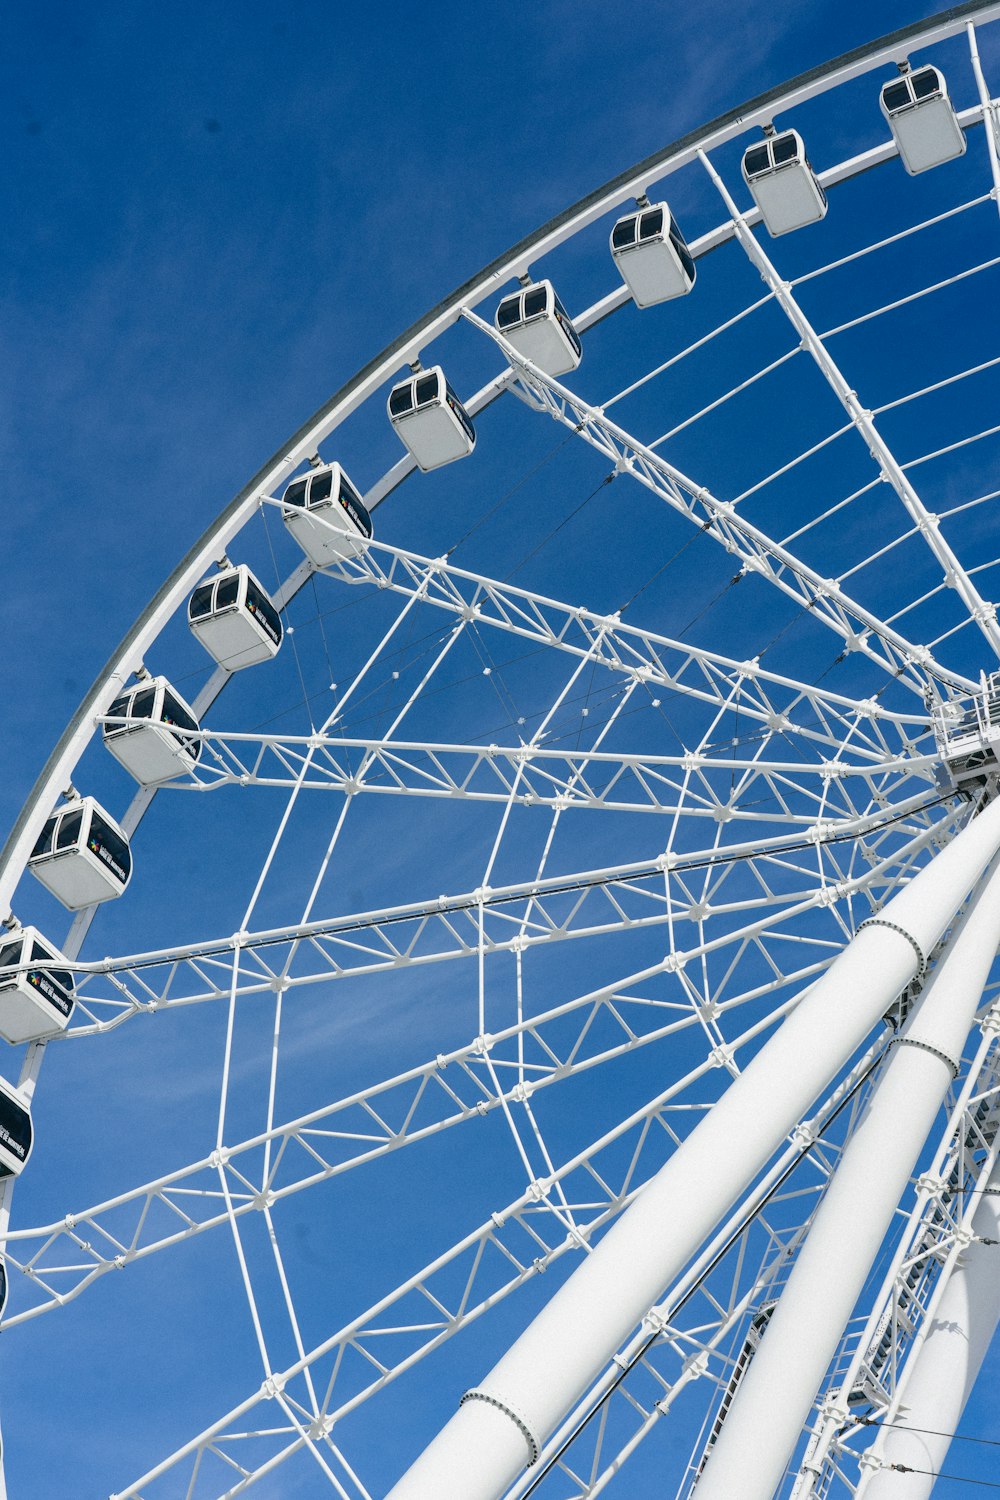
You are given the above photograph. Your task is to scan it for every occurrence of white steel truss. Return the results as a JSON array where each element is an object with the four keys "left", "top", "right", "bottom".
[
  {"left": 458, "top": 313, "right": 974, "bottom": 698},
  {"left": 288, "top": 519, "right": 957, "bottom": 720},
  {"left": 0, "top": 952, "right": 848, "bottom": 1327},
  {"left": 28, "top": 796, "right": 952, "bottom": 1036},
  {"left": 106, "top": 1018, "right": 896, "bottom": 1500},
  {"left": 143, "top": 729, "right": 939, "bottom": 823},
  {"left": 781, "top": 1000, "right": 1000, "bottom": 1498},
  {"left": 696, "top": 149, "right": 1000, "bottom": 665},
  {"left": 478, "top": 1024, "right": 1000, "bottom": 1500},
  {"left": 384, "top": 796, "right": 1000, "bottom": 1500},
  {"left": 7, "top": 9, "right": 1000, "bottom": 1499}
]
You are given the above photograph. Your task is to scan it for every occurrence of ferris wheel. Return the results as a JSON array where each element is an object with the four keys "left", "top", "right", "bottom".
[{"left": 6, "top": 4, "right": 1000, "bottom": 1497}]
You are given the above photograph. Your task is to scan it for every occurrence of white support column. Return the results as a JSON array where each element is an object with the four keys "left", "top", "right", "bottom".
[
  {"left": 860, "top": 1153, "right": 1000, "bottom": 1499},
  {"left": 385, "top": 797, "right": 1000, "bottom": 1500},
  {"left": 691, "top": 855, "right": 1000, "bottom": 1500}
]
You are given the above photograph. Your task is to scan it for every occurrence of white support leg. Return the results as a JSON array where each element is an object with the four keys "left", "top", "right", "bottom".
[
  {"left": 860, "top": 1153, "right": 1000, "bottom": 1499},
  {"left": 385, "top": 797, "right": 1000, "bottom": 1500},
  {"left": 692, "top": 855, "right": 1000, "bottom": 1500}
]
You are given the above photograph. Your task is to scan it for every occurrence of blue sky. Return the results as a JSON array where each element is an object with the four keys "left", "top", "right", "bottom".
[
  {"left": 0, "top": 0, "right": 951, "bottom": 837},
  {"left": 4, "top": 2, "right": 1000, "bottom": 1497}
]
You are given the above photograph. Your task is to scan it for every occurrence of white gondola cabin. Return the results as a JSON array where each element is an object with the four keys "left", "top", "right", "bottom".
[
  {"left": 742, "top": 131, "right": 827, "bottom": 237},
  {"left": 188, "top": 563, "right": 282, "bottom": 670},
  {"left": 102, "top": 676, "right": 201, "bottom": 786},
  {"left": 29, "top": 796, "right": 132, "bottom": 909},
  {"left": 880, "top": 66, "right": 966, "bottom": 175},
  {"left": 387, "top": 366, "right": 476, "bottom": 471},
  {"left": 0, "top": 1076, "right": 33, "bottom": 1176},
  {"left": 0, "top": 926, "right": 74, "bottom": 1044},
  {"left": 282, "top": 463, "right": 373, "bottom": 567},
  {"left": 610, "top": 202, "right": 696, "bottom": 306},
  {"left": 494, "top": 280, "right": 582, "bottom": 376}
]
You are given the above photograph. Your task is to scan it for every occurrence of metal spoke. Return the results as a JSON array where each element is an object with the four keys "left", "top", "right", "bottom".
[{"left": 458, "top": 312, "right": 971, "bottom": 696}]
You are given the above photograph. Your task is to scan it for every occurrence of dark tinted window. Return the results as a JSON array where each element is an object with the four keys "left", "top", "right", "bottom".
[
  {"left": 161, "top": 691, "right": 198, "bottom": 735},
  {"left": 32, "top": 814, "right": 58, "bottom": 859},
  {"left": 245, "top": 579, "right": 282, "bottom": 646},
  {"left": 524, "top": 287, "right": 547, "bottom": 318},
  {"left": 309, "top": 469, "right": 333, "bottom": 506},
  {"left": 744, "top": 145, "right": 770, "bottom": 176},
  {"left": 772, "top": 134, "right": 798, "bottom": 165},
  {"left": 216, "top": 573, "right": 240, "bottom": 610},
  {"left": 913, "top": 68, "right": 940, "bottom": 100},
  {"left": 56, "top": 808, "right": 83, "bottom": 851},
  {"left": 389, "top": 384, "right": 413, "bottom": 416},
  {"left": 0, "top": 1087, "right": 31, "bottom": 1170},
  {"left": 669, "top": 227, "right": 696, "bottom": 285},
  {"left": 0, "top": 942, "right": 22, "bottom": 971},
  {"left": 189, "top": 583, "right": 214, "bottom": 620},
  {"left": 107, "top": 693, "right": 131, "bottom": 720},
  {"left": 446, "top": 386, "right": 475, "bottom": 443},
  {"left": 415, "top": 374, "right": 439, "bottom": 407},
  {"left": 340, "top": 474, "right": 363, "bottom": 513},
  {"left": 496, "top": 295, "right": 521, "bottom": 329},
  {"left": 612, "top": 215, "right": 636, "bottom": 249},
  {"left": 132, "top": 688, "right": 157, "bottom": 721},
  {"left": 338, "top": 477, "right": 373, "bottom": 539},
  {"left": 639, "top": 207, "right": 664, "bottom": 239},
  {"left": 283, "top": 478, "right": 308, "bottom": 508},
  {"left": 553, "top": 295, "right": 579, "bottom": 358},
  {"left": 89, "top": 811, "right": 132, "bottom": 884},
  {"left": 882, "top": 80, "right": 910, "bottom": 112}
]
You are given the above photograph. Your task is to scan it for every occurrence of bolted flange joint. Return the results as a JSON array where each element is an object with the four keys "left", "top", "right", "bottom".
[{"left": 459, "top": 1389, "right": 540, "bottom": 1465}]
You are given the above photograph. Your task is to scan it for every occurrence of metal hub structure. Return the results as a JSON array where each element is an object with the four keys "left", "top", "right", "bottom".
[{"left": 5, "top": 5, "right": 1000, "bottom": 1497}]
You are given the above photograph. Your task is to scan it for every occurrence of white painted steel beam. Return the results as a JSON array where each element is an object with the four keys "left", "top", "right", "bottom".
[
  {"left": 692, "top": 855, "right": 1000, "bottom": 1500},
  {"left": 503, "top": 1040, "right": 893, "bottom": 1499},
  {"left": 109, "top": 980, "right": 820, "bottom": 1499},
  {"left": 968, "top": 21, "right": 1000, "bottom": 226},
  {"left": 314, "top": 528, "right": 941, "bottom": 750},
  {"left": 384, "top": 797, "right": 1000, "bottom": 1500},
  {"left": 0, "top": 10, "right": 996, "bottom": 1493},
  {"left": 461, "top": 311, "right": 974, "bottom": 696},
  {"left": 5, "top": 3, "right": 989, "bottom": 925},
  {"left": 54, "top": 797, "right": 951, "bottom": 1036},
  {"left": 779, "top": 984, "right": 1000, "bottom": 1495},
  {"left": 6, "top": 950, "right": 835, "bottom": 1326},
  {"left": 699, "top": 150, "right": 1000, "bottom": 665},
  {"left": 163, "top": 729, "right": 935, "bottom": 816},
  {"left": 859, "top": 1152, "right": 1000, "bottom": 1498}
]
